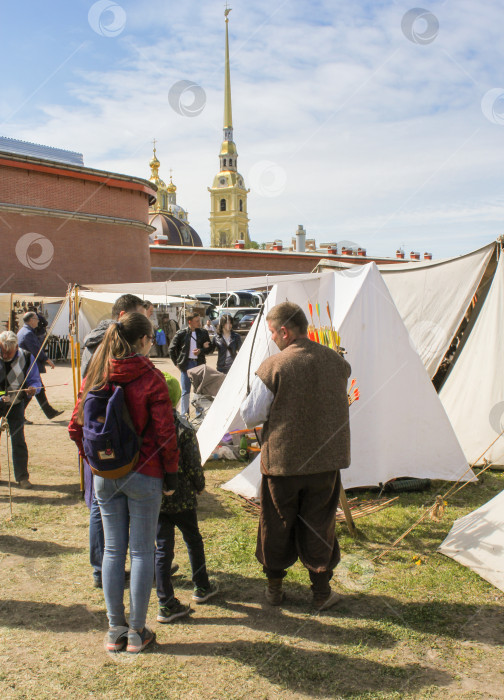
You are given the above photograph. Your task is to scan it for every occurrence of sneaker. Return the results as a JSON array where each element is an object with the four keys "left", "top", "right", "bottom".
[
  {"left": 192, "top": 583, "right": 219, "bottom": 604},
  {"left": 48, "top": 410, "right": 64, "bottom": 420},
  {"left": 171, "top": 563, "right": 179, "bottom": 576},
  {"left": 18, "top": 479, "right": 33, "bottom": 489},
  {"left": 93, "top": 575, "right": 102, "bottom": 589},
  {"left": 24, "top": 419, "right": 33, "bottom": 425},
  {"left": 127, "top": 626, "right": 155, "bottom": 654},
  {"left": 157, "top": 599, "right": 191, "bottom": 623},
  {"left": 106, "top": 625, "right": 129, "bottom": 652}
]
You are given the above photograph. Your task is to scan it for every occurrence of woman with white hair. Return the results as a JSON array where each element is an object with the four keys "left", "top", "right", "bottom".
[{"left": 0, "top": 331, "right": 41, "bottom": 488}]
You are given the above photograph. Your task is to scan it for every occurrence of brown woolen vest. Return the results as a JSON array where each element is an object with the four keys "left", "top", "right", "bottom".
[{"left": 256, "top": 336, "right": 351, "bottom": 477}]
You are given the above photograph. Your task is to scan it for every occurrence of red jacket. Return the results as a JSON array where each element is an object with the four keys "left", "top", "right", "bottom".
[{"left": 68, "top": 354, "right": 179, "bottom": 479}]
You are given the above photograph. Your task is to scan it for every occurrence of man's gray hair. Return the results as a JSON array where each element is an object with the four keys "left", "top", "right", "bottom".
[
  {"left": 0, "top": 331, "right": 18, "bottom": 348},
  {"left": 23, "top": 311, "right": 37, "bottom": 324}
]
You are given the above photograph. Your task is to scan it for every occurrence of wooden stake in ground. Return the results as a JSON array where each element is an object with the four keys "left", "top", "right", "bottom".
[
  {"left": 0, "top": 417, "right": 13, "bottom": 520},
  {"left": 339, "top": 484, "right": 357, "bottom": 537}
]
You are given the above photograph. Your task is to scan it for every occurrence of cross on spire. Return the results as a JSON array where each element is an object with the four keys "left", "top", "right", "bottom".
[
  {"left": 224, "top": 2, "right": 232, "bottom": 19},
  {"left": 152, "top": 137, "right": 157, "bottom": 153}
]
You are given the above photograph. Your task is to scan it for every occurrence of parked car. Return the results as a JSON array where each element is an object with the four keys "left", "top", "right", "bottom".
[
  {"left": 214, "top": 307, "right": 261, "bottom": 332},
  {"left": 219, "top": 291, "right": 264, "bottom": 308},
  {"left": 236, "top": 310, "right": 261, "bottom": 335}
]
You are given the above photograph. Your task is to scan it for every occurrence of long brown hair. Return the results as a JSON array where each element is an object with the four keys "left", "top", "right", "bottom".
[
  {"left": 217, "top": 314, "right": 233, "bottom": 336},
  {"left": 77, "top": 312, "right": 152, "bottom": 423}
]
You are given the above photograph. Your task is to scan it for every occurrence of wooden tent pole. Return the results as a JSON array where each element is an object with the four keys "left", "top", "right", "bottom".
[{"left": 339, "top": 484, "right": 357, "bottom": 537}]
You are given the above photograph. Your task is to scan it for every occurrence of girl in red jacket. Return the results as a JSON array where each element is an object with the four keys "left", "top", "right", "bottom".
[{"left": 69, "top": 312, "right": 179, "bottom": 654}]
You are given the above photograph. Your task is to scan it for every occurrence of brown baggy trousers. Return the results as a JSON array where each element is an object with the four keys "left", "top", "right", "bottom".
[{"left": 256, "top": 470, "right": 341, "bottom": 579}]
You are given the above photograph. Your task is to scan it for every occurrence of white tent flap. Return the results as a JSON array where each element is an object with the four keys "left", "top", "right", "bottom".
[
  {"left": 440, "top": 252, "right": 504, "bottom": 465},
  {"left": 381, "top": 243, "right": 494, "bottom": 377},
  {"left": 438, "top": 489, "right": 504, "bottom": 593}
]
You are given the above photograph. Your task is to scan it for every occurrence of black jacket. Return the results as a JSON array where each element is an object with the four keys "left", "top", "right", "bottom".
[
  {"left": 160, "top": 411, "right": 205, "bottom": 514},
  {"left": 168, "top": 326, "right": 212, "bottom": 371},
  {"left": 212, "top": 331, "right": 242, "bottom": 373}
]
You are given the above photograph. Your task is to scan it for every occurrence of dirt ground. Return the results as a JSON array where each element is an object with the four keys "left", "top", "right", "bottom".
[{"left": 0, "top": 358, "right": 504, "bottom": 699}]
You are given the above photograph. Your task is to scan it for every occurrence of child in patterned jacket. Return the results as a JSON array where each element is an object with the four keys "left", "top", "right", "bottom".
[{"left": 155, "top": 374, "right": 218, "bottom": 623}]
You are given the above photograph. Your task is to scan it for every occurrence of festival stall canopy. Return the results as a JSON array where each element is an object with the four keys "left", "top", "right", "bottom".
[
  {"left": 440, "top": 252, "right": 504, "bottom": 465},
  {"left": 79, "top": 271, "right": 319, "bottom": 297},
  {"left": 196, "top": 263, "right": 474, "bottom": 493},
  {"left": 438, "top": 489, "right": 504, "bottom": 593},
  {"left": 49, "top": 291, "right": 197, "bottom": 343},
  {"left": 0, "top": 293, "right": 66, "bottom": 331}
]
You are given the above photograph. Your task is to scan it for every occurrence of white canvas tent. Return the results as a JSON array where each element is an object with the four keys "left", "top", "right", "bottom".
[
  {"left": 378, "top": 243, "right": 495, "bottom": 377},
  {"left": 438, "top": 489, "right": 504, "bottom": 592},
  {"left": 440, "top": 252, "right": 504, "bottom": 465},
  {"left": 318, "top": 243, "right": 495, "bottom": 378},
  {"left": 196, "top": 264, "right": 474, "bottom": 494}
]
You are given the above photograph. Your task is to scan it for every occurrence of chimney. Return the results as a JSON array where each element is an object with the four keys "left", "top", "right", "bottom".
[
  {"left": 273, "top": 240, "right": 283, "bottom": 251},
  {"left": 410, "top": 251, "right": 420, "bottom": 261},
  {"left": 357, "top": 248, "right": 366, "bottom": 257},
  {"left": 396, "top": 249, "right": 405, "bottom": 259},
  {"left": 342, "top": 247, "right": 352, "bottom": 256},
  {"left": 424, "top": 252, "right": 432, "bottom": 261},
  {"left": 234, "top": 240, "right": 245, "bottom": 249},
  {"left": 327, "top": 244, "right": 338, "bottom": 255},
  {"left": 296, "top": 224, "right": 306, "bottom": 252}
]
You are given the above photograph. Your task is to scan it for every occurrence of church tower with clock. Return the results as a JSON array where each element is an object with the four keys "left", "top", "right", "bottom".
[{"left": 209, "top": 8, "right": 250, "bottom": 248}]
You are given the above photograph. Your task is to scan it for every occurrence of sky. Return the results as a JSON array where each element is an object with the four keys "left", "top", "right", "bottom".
[{"left": 1, "top": 0, "right": 504, "bottom": 258}]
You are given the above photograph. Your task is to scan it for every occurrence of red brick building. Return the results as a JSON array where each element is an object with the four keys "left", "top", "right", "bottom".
[
  {"left": 149, "top": 244, "right": 405, "bottom": 282},
  {"left": 0, "top": 138, "right": 156, "bottom": 295}
]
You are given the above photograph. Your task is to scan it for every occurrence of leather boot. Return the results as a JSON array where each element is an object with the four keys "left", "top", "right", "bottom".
[
  {"left": 310, "top": 570, "right": 341, "bottom": 610},
  {"left": 265, "top": 577, "right": 284, "bottom": 606}
]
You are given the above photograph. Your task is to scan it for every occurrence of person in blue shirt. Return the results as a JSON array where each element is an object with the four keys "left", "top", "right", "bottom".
[
  {"left": 17, "top": 312, "right": 62, "bottom": 421},
  {"left": 0, "top": 331, "right": 42, "bottom": 488}
]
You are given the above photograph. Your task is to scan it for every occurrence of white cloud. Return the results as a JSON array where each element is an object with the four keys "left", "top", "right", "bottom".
[{"left": 3, "top": 0, "right": 504, "bottom": 257}]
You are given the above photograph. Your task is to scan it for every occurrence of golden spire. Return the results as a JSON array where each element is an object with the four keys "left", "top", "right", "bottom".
[
  {"left": 149, "top": 138, "right": 160, "bottom": 173},
  {"left": 223, "top": 5, "right": 233, "bottom": 131}
]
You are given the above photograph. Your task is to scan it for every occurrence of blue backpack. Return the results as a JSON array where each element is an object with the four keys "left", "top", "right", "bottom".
[{"left": 82, "top": 384, "right": 141, "bottom": 478}]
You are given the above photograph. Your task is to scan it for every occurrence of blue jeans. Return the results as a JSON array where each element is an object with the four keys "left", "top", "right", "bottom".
[
  {"left": 89, "top": 493, "right": 104, "bottom": 582},
  {"left": 180, "top": 359, "right": 198, "bottom": 415},
  {"left": 94, "top": 471, "right": 163, "bottom": 630},
  {"left": 156, "top": 508, "right": 210, "bottom": 607}
]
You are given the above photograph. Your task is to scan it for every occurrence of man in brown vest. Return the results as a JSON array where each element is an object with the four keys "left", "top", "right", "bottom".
[{"left": 241, "top": 301, "right": 351, "bottom": 609}]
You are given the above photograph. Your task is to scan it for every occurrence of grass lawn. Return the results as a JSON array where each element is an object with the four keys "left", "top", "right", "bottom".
[{"left": 0, "top": 373, "right": 503, "bottom": 700}]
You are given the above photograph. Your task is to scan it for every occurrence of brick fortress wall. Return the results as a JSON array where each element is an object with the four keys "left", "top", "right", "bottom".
[
  {"left": 150, "top": 246, "right": 402, "bottom": 282},
  {"left": 0, "top": 155, "right": 155, "bottom": 295}
]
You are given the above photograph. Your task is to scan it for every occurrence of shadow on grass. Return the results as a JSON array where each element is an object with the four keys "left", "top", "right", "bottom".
[
  {"left": 190, "top": 599, "right": 397, "bottom": 650},
  {"left": 333, "top": 593, "right": 504, "bottom": 647},
  {"left": 153, "top": 639, "right": 451, "bottom": 697},
  {"left": 0, "top": 481, "right": 81, "bottom": 505},
  {"left": 0, "top": 600, "right": 107, "bottom": 631},
  {"left": 0, "top": 534, "right": 83, "bottom": 557},
  {"left": 193, "top": 571, "right": 504, "bottom": 647},
  {"left": 197, "top": 489, "right": 234, "bottom": 521}
]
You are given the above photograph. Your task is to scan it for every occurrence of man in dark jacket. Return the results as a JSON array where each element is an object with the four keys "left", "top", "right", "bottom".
[
  {"left": 240, "top": 302, "right": 351, "bottom": 610},
  {"left": 27, "top": 305, "right": 48, "bottom": 339},
  {"left": 17, "top": 312, "right": 62, "bottom": 420},
  {"left": 0, "top": 331, "right": 42, "bottom": 488},
  {"left": 168, "top": 312, "right": 212, "bottom": 417}
]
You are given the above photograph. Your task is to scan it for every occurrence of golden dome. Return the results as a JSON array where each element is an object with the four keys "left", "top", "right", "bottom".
[{"left": 167, "top": 176, "right": 177, "bottom": 193}]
